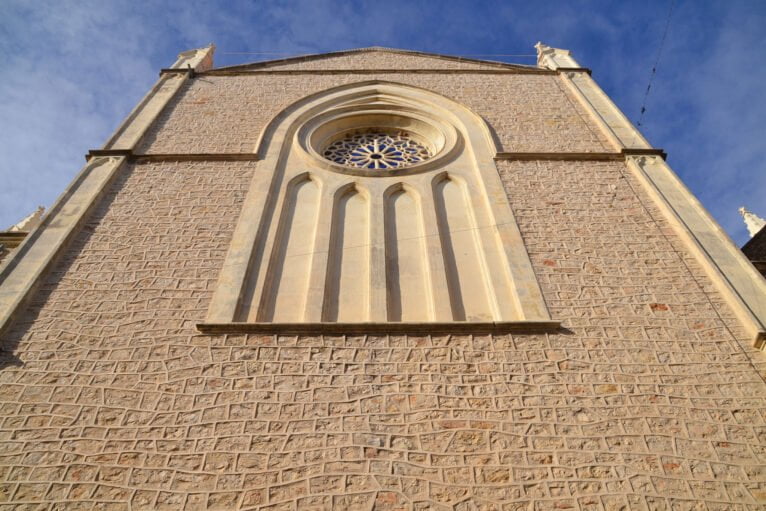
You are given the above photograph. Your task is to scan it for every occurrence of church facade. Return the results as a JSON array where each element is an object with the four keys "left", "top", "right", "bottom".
[{"left": 0, "top": 45, "right": 765, "bottom": 509}]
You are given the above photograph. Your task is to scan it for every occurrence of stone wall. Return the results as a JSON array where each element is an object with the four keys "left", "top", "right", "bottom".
[
  {"left": 1, "top": 58, "right": 765, "bottom": 509},
  {"left": 235, "top": 52, "right": 513, "bottom": 71},
  {"left": 137, "top": 74, "right": 612, "bottom": 154}
]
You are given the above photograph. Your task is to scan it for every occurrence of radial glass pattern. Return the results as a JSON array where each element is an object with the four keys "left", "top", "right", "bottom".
[{"left": 323, "top": 130, "right": 432, "bottom": 169}]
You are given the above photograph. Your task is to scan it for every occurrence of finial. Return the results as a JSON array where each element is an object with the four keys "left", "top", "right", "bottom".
[
  {"left": 8, "top": 206, "right": 45, "bottom": 233},
  {"left": 534, "top": 42, "right": 579, "bottom": 70},
  {"left": 740, "top": 206, "right": 766, "bottom": 237}
]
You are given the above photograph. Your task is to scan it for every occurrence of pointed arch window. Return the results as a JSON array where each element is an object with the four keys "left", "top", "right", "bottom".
[{"left": 199, "top": 82, "right": 557, "bottom": 334}]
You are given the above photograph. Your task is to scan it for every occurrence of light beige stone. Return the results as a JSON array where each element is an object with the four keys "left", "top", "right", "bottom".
[
  {"left": 206, "top": 81, "right": 551, "bottom": 327},
  {"left": 0, "top": 45, "right": 763, "bottom": 511}
]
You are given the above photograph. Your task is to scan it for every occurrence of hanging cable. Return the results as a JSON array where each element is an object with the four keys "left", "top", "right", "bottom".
[
  {"left": 219, "top": 51, "right": 537, "bottom": 58},
  {"left": 637, "top": 0, "right": 677, "bottom": 127}
]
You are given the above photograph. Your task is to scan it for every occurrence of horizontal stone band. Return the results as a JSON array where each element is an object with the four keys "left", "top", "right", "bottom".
[{"left": 197, "top": 321, "right": 563, "bottom": 335}]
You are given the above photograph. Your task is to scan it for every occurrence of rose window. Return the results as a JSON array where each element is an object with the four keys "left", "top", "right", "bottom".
[{"left": 323, "top": 130, "right": 432, "bottom": 169}]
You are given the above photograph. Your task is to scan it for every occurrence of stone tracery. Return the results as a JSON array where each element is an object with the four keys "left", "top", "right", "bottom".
[{"left": 322, "top": 129, "right": 432, "bottom": 169}]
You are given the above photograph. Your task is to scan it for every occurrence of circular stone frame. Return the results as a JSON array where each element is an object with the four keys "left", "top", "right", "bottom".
[{"left": 296, "top": 105, "right": 460, "bottom": 177}]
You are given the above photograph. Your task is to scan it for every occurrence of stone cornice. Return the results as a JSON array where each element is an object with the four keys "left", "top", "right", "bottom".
[
  {"left": 84, "top": 150, "right": 667, "bottom": 164},
  {"left": 159, "top": 67, "right": 196, "bottom": 77},
  {"left": 87, "top": 150, "right": 261, "bottom": 162},
  {"left": 495, "top": 149, "right": 666, "bottom": 161},
  {"left": 554, "top": 67, "right": 591, "bottom": 75}
]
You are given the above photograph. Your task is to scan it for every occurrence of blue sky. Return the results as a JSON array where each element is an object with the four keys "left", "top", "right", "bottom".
[{"left": 1, "top": 0, "right": 764, "bottom": 244}]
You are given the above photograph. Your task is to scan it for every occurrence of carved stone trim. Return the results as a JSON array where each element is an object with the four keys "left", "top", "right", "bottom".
[
  {"left": 622, "top": 148, "right": 667, "bottom": 159},
  {"left": 495, "top": 152, "right": 623, "bottom": 161},
  {"left": 79, "top": 150, "right": 670, "bottom": 164},
  {"left": 554, "top": 67, "right": 592, "bottom": 75},
  {"left": 210, "top": 46, "right": 542, "bottom": 74},
  {"left": 496, "top": 150, "right": 665, "bottom": 161},
  {"left": 131, "top": 153, "right": 261, "bottom": 162}
]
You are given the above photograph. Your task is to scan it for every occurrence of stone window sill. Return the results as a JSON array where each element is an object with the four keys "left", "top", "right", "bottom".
[{"left": 197, "top": 321, "right": 562, "bottom": 335}]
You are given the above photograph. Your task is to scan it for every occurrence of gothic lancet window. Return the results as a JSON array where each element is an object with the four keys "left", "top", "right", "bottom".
[{"left": 201, "top": 82, "right": 556, "bottom": 333}]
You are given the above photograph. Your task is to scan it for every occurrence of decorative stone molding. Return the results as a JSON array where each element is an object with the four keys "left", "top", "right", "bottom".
[
  {"left": 198, "top": 320, "right": 560, "bottom": 335},
  {"left": 296, "top": 103, "right": 460, "bottom": 178},
  {"left": 206, "top": 69, "right": 555, "bottom": 76},
  {"left": 203, "top": 81, "right": 554, "bottom": 329},
  {"left": 210, "top": 46, "right": 544, "bottom": 74},
  {"left": 626, "top": 155, "right": 766, "bottom": 348}
]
